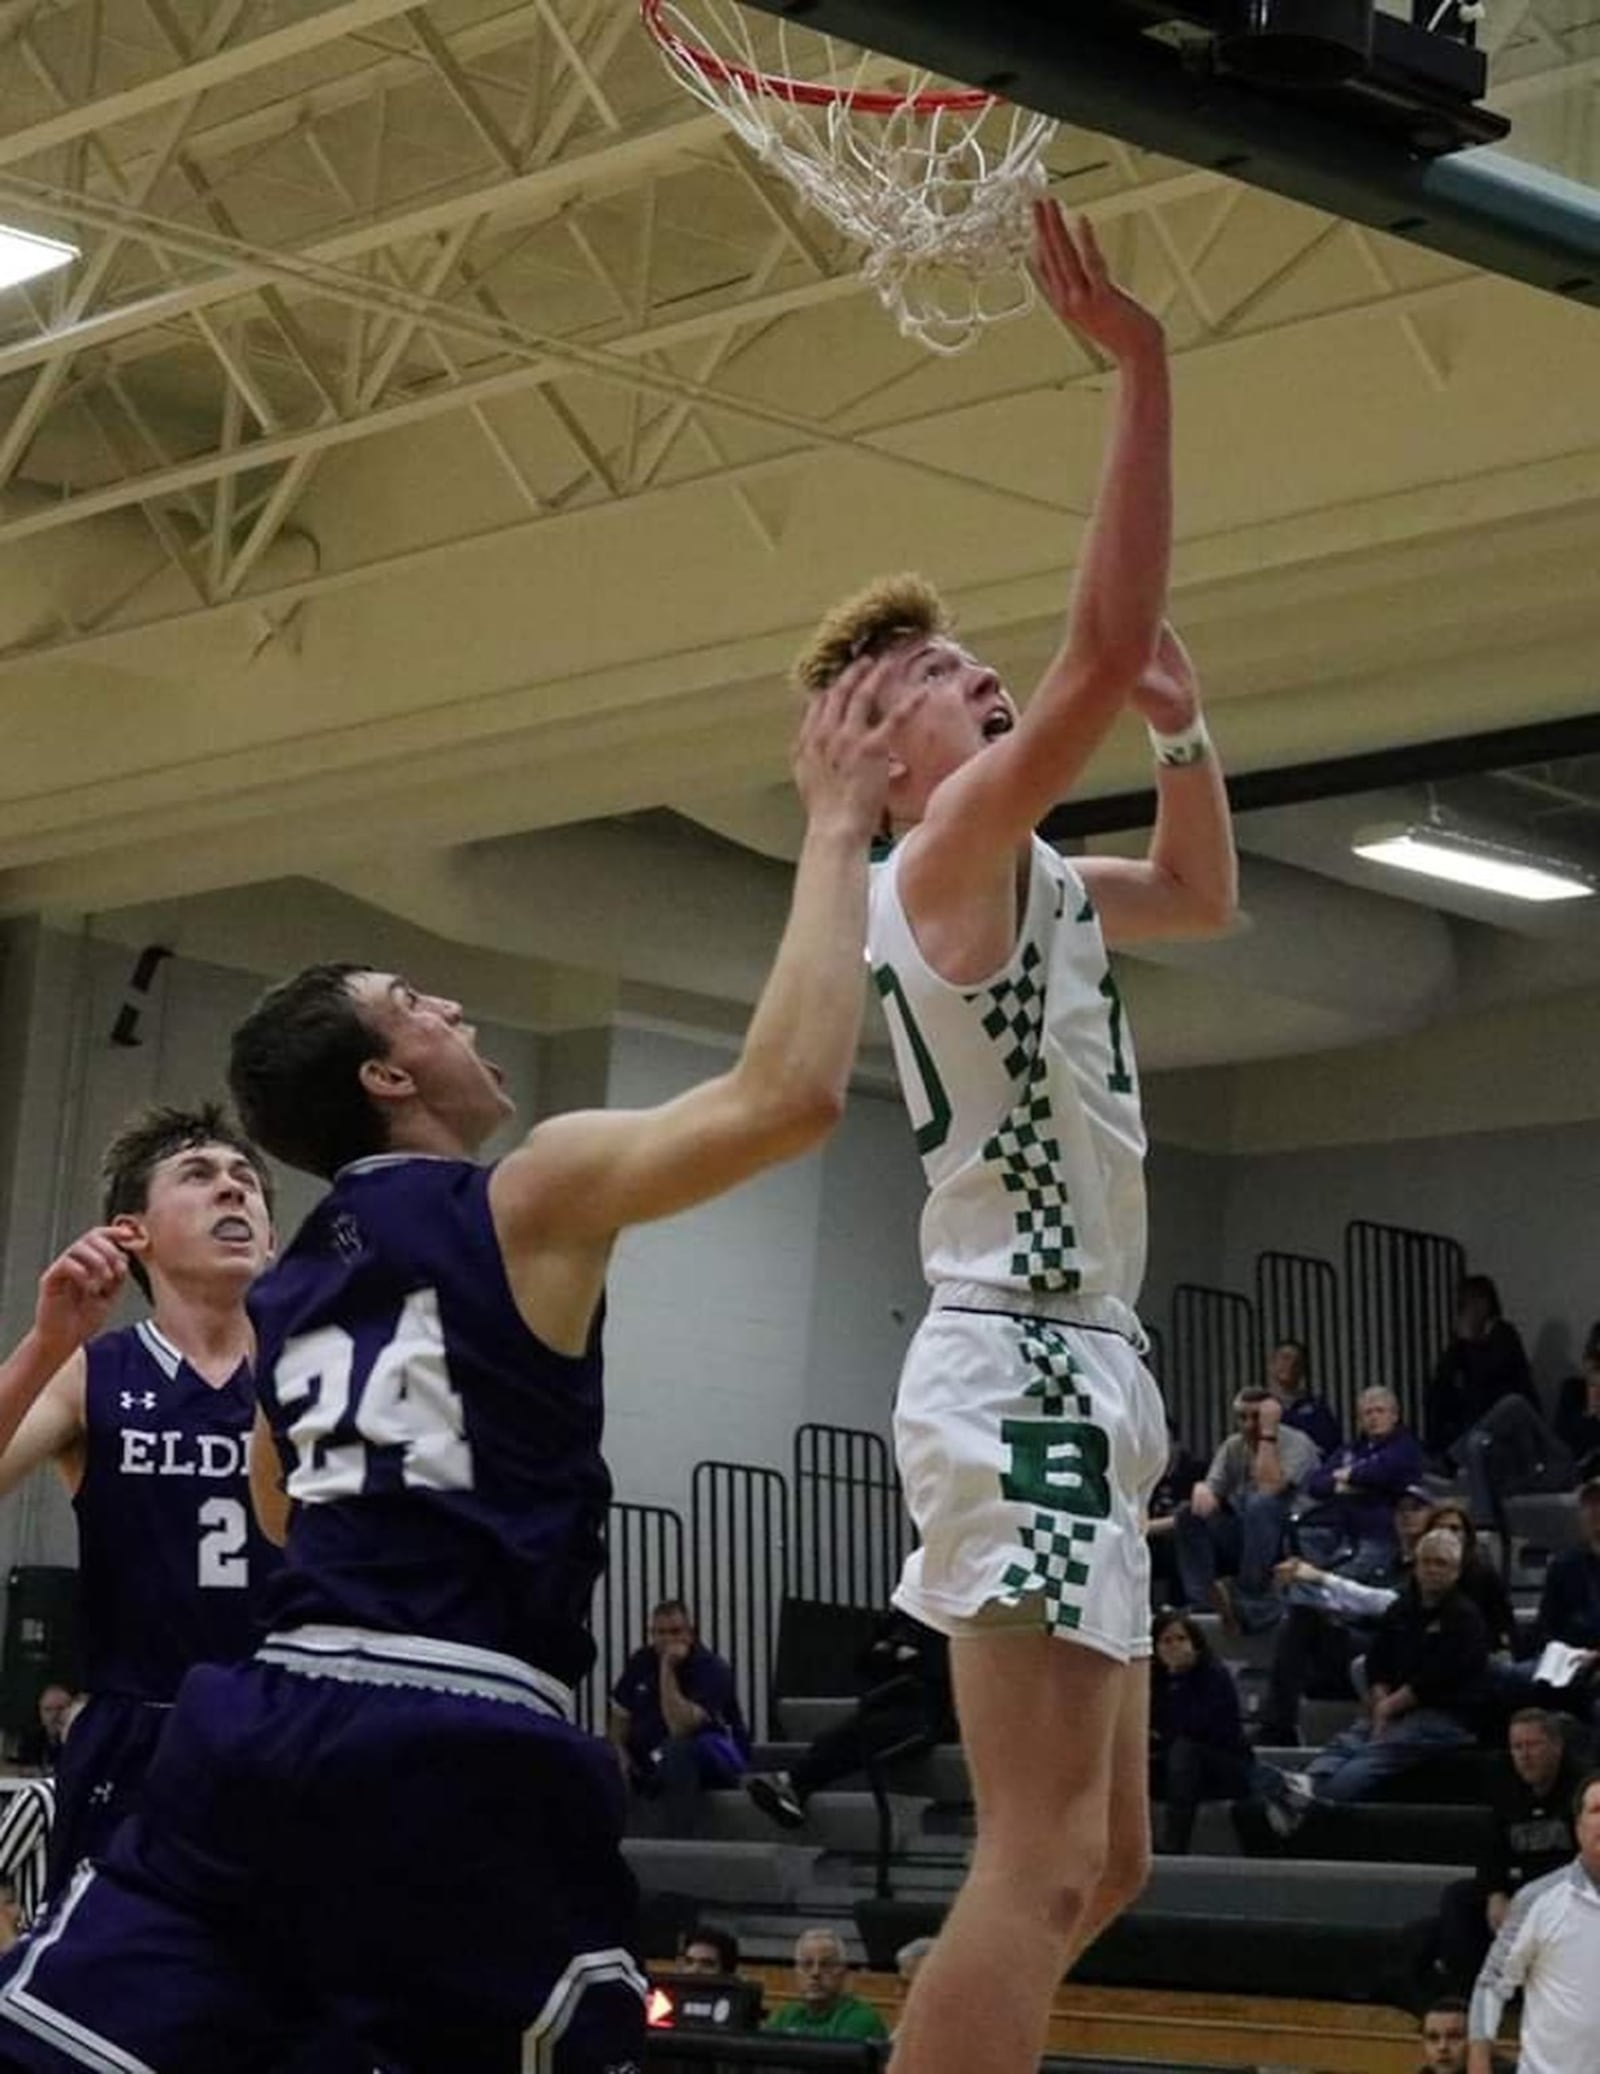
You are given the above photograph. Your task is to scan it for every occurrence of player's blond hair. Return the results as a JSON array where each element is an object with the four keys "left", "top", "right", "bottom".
[{"left": 790, "top": 573, "right": 953, "bottom": 695}]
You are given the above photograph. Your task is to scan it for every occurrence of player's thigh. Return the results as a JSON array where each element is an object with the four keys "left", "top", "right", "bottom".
[
  {"left": 952, "top": 1631, "right": 1128, "bottom": 1869},
  {"left": 0, "top": 1865, "right": 282, "bottom": 2074}
]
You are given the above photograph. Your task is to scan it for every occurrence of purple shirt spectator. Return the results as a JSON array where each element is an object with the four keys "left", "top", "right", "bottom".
[
  {"left": 611, "top": 1638, "right": 748, "bottom": 1771},
  {"left": 1268, "top": 1339, "right": 1341, "bottom": 1458},
  {"left": 1305, "top": 1387, "right": 1425, "bottom": 1544}
]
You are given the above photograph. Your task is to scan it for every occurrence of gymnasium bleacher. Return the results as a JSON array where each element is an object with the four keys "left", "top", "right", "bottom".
[{"left": 605, "top": 1219, "right": 1594, "bottom": 2070}]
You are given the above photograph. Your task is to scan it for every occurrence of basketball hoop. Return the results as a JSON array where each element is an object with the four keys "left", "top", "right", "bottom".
[{"left": 641, "top": 0, "right": 1058, "bottom": 355}]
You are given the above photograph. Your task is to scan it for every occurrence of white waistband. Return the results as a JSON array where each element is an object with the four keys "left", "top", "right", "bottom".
[
  {"left": 929, "top": 1281, "right": 1147, "bottom": 1351},
  {"left": 258, "top": 1624, "right": 572, "bottom": 1720}
]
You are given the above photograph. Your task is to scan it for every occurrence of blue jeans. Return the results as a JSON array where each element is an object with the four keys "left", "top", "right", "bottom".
[
  {"left": 1176, "top": 1491, "right": 1291, "bottom": 1621},
  {"left": 1302, "top": 1707, "right": 1474, "bottom": 1803}
]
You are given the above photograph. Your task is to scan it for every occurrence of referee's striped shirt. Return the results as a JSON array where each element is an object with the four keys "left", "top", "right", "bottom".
[{"left": 0, "top": 1777, "right": 55, "bottom": 1927}]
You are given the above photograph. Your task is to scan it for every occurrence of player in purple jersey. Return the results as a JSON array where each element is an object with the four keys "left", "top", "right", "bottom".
[
  {"left": 0, "top": 1106, "right": 279, "bottom": 1905},
  {"left": 0, "top": 668, "right": 911, "bottom": 2074}
]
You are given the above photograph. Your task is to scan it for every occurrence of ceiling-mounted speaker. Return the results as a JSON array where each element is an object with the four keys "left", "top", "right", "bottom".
[{"left": 1216, "top": 0, "right": 1376, "bottom": 86}]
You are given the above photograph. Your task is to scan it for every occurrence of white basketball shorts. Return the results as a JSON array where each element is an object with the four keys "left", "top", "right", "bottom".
[{"left": 892, "top": 1289, "right": 1167, "bottom": 1664}]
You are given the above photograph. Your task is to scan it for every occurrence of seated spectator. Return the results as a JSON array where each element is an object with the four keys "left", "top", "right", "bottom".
[
  {"left": 1146, "top": 1418, "right": 1208, "bottom": 1608},
  {"left": 608, "top": 1600, "right": 749, "bottom": 1806},
  {"left": 1267, "top": 1338, "right": 1341, "bottom": 1458},
  {"left": 1435, "top": 1709, "right": 1585, "bottom": 1994},
  {"left": 677, "top": 1925, "right": 741, "bottom": 1978},
  {"left": 748, "top": 1610, "right": 953, "bottom": 1829},
  {"left": 1297, "top": 1387, "right": 1425, "bottom": 1578},
  {"left": 1554, "top": 1336, "right": 1600, "bottom": 1485},
  {"left": 1175, "top": 1387, "right": 1319, "bottom": 1632},
  {"left": 1423, "top": 1501, "right": 1517, "bottom": 1657},
  {"left": 1520, "top": 1477, "right": 1600, "bottom": 1722},
  {"left": 1261, "top": 1529, "right": 1490, "bottom": 1834},
  {"left": 1424, "top": 1275, "right": 1535, "bottom": 1468},
  {"left": 1150, "top": 1611, "right": 1259, "bottom": 1853},
  {"left": 766, "top": 1928, "right": 889, "bottom": 2041},
  {"left": 14, "top": 1684, "right": 75, "bottom": 1774},
  {"left": 1467, "top": 1771, "right": 1600, "bottom": 2074},
  {"left": 1257, "top": 1485, "right": 1436, "bottom": 1746}
]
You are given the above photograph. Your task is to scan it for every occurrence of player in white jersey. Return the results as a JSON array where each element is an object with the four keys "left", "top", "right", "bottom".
[{"left": 794, "top": 203, "right": 1237, "bottom": 2074}]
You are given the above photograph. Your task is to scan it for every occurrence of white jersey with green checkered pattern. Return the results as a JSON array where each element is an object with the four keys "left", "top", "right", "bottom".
[{"left": 869, "top": 835, "right": 1146, "bottom": 1307}]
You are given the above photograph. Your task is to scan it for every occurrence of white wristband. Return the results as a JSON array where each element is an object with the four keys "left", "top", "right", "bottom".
[{"left": 1148, "top": 713, "right": 1211, "bottom": 769}]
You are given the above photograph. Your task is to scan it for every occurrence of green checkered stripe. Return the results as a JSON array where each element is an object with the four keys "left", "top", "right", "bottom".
[
  {"left": 974, "top": 941, "right": 1045, "bottom": 1080},
  {"left": 999, "top": 1325, "right": 1099, "bottom": 1635},
  {"left": 971, "top": 943, "right": 1080, "bottom": 1295}
]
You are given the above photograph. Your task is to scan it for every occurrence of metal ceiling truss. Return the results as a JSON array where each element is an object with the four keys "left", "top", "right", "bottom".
[{"left": 0, "top": 0, "right": 1597, "bottom": 663}]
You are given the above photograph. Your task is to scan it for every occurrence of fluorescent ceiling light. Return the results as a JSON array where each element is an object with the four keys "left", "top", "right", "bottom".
[
  {"left": 1353, "top": 824, "right": 1595, "bottom": 904},
  {"left": 0, "top": 225, "right": 78, "bottom": 291}
]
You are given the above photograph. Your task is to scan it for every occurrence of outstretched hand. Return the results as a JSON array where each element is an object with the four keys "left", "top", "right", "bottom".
[
  {"left": 34, "top": 1227, "right": 129, "bottom": 1362},
  {"left": 1130, "top": 621, "right": 1200, "bottom": 734},
  {"left": 1030, "top": 200, "right": 1164, "bottom": 364},
  {"left": 792, "top": 657, "right": 924, "bottom": 841}
]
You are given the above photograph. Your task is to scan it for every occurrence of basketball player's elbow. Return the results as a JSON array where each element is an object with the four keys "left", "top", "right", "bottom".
[{"left": 732, "top": 1066, "right": 846, "bottom": 1162}]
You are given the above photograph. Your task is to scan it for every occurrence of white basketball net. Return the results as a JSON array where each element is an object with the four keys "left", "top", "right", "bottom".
[{"left": 643, "top": 0, "right": 1058, "bottom": 355}]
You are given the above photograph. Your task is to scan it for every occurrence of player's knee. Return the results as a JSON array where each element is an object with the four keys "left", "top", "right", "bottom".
[{"left": 1094, "top": 1831, "right": 1151, "bottom": 1921}]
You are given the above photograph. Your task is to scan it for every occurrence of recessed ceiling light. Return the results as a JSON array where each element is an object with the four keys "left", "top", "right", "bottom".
[
  {"left": 0, "top": 225, "right": 78, "bottom": 292},
  {"left": 1352, "top": 824, "right": 1595, "bottom": 904}
]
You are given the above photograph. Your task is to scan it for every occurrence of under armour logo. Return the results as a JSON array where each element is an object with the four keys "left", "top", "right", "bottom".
[
  {"left": 120, "top": 1391, "right": 157, "bottom": 1411},
  {"left": 89, "top": 1783, "right": 115, "bottom": 1806},
  {"left": 330, "top": 1213, "right": 364, "bottom": 1260}
]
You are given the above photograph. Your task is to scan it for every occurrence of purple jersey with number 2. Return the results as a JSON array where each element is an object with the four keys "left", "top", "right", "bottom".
[
  {"left": 74, "top": 1321, "right": 278, "bottom": 1699},
  {"left": 251, "top": 1152, "right": 611, "bottom": 1688}
]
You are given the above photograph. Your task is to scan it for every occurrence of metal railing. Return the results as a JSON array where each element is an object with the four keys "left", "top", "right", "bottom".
[
  {"left": 691, "top": 1461, "right": 790, "bottom": 1743},
  {"left": 1344, "top": 1219, "right": 1464, "bottom": 1431},
  {"left": 793, "top": 1424, "right": 910, "bottom": 1611},
  {"left": 1170, "top": 1282, "right": 1261, "bottom": 1452}
]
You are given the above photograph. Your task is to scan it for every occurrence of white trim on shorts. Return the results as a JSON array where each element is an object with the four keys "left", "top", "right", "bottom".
[
  {"left": 258, "top": 1625, "right": 573, "bottom": 1720},
  {"left": 522, "top": 1947, "right": 648, "bottom": 2071},
  {"left": 0, "top": 1866, "right": 159, "bottom": 2074}
]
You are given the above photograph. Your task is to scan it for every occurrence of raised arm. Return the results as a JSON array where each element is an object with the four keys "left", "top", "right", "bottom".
[
  {"left": 1078, "top": 623, "right": 1237, "bottom": 944},
  {"left": 910, "top": 203, "right": 1171, "bottom": 877},
  {"left": 0, "top": 1228, "right": 128, "bottom": 1499},
  {"left": 490, "top": 661, "right": 911, "bottom": 1275}
]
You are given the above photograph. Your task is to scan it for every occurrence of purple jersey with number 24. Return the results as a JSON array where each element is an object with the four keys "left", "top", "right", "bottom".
[{"left": 251, "top": 1152, "right": 611, "bottom": 1687}]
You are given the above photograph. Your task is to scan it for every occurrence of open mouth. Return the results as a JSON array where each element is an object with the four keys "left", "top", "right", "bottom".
[
  {"left": 212, "top": 1217, "right": 255, "bottom": 1243},
  {"left": 981, "top": 709, "right": 1014, "bottom": 741}
]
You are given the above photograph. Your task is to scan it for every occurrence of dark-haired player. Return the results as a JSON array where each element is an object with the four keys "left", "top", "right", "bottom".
[
  {"left": 0, "top": 671, "right": 906, "bottom": 2073},
  {"left": 0, "top": 1105, "right": 279, "bottom": 1905}
]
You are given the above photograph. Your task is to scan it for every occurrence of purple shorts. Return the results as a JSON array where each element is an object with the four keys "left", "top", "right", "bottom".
[{"left": 0, "top": 1646, "right": 645, "bottom": 2074}]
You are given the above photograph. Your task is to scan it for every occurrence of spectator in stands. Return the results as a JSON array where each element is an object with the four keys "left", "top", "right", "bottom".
[
  {"left": 1424, "top": 1275, "right": 1534, "bottom": 1463},
  {"left": 747, "top": 1609, "right": 953, "bottom": 1830},
  {"left": 1521, "top": 1477, "right": 1600, "bottom": 1720},
  {"left": 1436, "top": 1709, "right": 1585, "bottom": 1993},
  {"left": 677, "top": 1926, "right": 741, "bottom": 1978},
  {"left": 608, "top": 1600, "right": 749, "bottom": 1806},
  {"left": 1262, "top": 1529, "right": 1490, "bottom": 1834},
  {"left": 1266, "top": 1338, "right": 1341, "bottom": 1458},
  {"left": 1423, "top": 1503, "right": 1517, "bottom": 1658},
  {"left": 1149, "top": 1611, "right": 1259, "bottom": 1853},
  {"left": 1554, "top": 1328, "right": 1600, "bottom": 1484},
  {"left": 1146, "top": 1417, "right": 1208, "bottom": 1607},
  {"left": 1257, "top": 1484, "right": 1436, "bottom": 1745},
  {"left": 766, "top": 1928, "right": 889, "bottom": 2042},
  {"left": 15, "top": 1684, "right": 75, "bottom": 1774},
  {"left": 1467, "top": 1771, "right": 1600, "bottom": 2074},
  {"left": 1175, "top": 1387, "right": 1319, "bottom": 1631},
  {"left": 1417, "top": 1997, "right": 1468, "bottom": 2074},
  {"left": 1297, "top": 1387, "right": 1425, "bottom": 1578}
]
